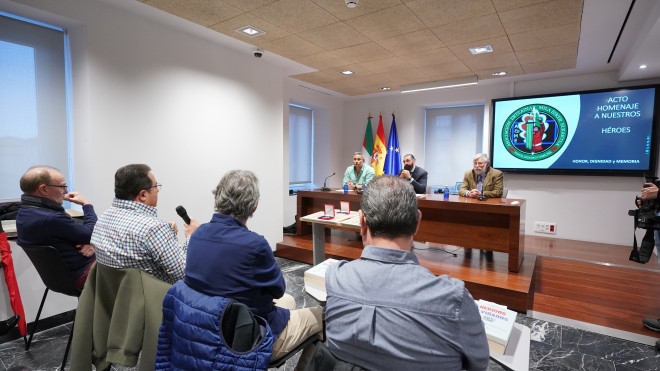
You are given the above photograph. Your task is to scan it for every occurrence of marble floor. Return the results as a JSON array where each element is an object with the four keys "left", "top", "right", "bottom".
[{"left": 0, "top": 257, "right": 659, "bottom": 370}]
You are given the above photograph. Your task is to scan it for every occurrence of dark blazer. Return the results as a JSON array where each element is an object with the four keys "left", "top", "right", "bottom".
[{"left": 409, "top": 166, "right": 428, "bottom": 194}]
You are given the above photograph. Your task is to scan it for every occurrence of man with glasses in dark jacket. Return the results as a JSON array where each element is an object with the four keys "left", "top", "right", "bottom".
[{"left": 16, "top": 165, "right": 96, "bottom": 289}]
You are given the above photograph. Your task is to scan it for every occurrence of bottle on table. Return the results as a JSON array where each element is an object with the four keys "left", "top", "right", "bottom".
[{"left": 443, "top": 185, "right": 449, "bottom": 200}]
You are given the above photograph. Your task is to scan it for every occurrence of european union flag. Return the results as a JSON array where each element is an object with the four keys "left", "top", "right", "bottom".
[{"left": 383, "top": 114, "right": 401, "bottom": 175}]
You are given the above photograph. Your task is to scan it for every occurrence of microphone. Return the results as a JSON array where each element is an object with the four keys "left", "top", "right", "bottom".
[
  {"left": 175, "top": 205, "right": 191, "bottom": 225},
  {"left": 321, "top": 172, "right": 335, "bottom": 191}
]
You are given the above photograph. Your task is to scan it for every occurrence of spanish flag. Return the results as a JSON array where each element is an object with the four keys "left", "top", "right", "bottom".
[{"left": 371, "top": 114, "right": 387, "bottom": 176}]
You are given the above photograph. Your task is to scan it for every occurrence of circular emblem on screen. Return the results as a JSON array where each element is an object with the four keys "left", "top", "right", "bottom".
[{"left": 502, "top": 104, "right": 568, "bottom": 161}]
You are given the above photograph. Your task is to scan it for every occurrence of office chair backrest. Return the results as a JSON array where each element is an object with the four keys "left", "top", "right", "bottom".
[
  {"left": 20, "top": 245, "right": 80, "bottom": 297},
  {"left": 221, "top": 300, "right": 262, "bottom": 352}
]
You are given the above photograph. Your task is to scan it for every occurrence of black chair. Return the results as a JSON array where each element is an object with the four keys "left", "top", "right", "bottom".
[
  {"left": 19, "top": 244, "right": 81, "bottom": 371},
  {"left": 221, "top": 300, "right": 320, "bottom": 369},
  {"left": 302, "top": 342, "right": 366, "bottom": 371}
]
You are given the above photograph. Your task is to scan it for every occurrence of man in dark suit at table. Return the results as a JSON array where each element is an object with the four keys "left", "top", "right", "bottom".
[
  {"left": 398, "top": 154, "right": 428, "bottom": 194},
  {"left": 459, "top": 153, "right": 503, "bottom": 198}
]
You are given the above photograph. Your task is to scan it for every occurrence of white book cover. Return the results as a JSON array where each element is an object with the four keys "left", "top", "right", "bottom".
[
  {"left": 304, "top": 259, "right": 339, "bottom": 301},
  {"left": 476, "top": 299, "right": 517, "bottom": 347},
  {"left": 304, "top": 258, "right": 339, "bottom": 279}
]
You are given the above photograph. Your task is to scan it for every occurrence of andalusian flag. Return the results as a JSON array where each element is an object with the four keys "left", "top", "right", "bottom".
[
  {"left": 362, "top": 115, "right": 373, "bottom": 161},
  {"left": 383, "top": 113, "right": 401, "bottom": 175},
  {"left": 371, "top": 114, "right": 387, "bottom": 176}
]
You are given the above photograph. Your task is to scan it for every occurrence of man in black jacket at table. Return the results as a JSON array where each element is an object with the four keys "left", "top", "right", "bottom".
[{"left": 399, "top": 154, "right": 428, "bottom": 194}]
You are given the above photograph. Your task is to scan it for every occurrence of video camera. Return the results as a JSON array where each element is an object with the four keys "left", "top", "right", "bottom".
[{"left": 628, "top": 175, "right": 660, "bottom": 230}]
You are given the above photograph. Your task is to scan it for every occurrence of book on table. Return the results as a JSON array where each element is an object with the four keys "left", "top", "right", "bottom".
[
  {"left": 475, "top": 299, "right": 517, "bottom": 355},
  {"left": 303, "top": 258, "right": 339, "bottom": 302}
]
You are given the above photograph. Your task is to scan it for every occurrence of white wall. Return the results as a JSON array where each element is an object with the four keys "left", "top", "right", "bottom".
[
  {"left": 342, "top": 72, "right": 660, "bottom": 245},
  {"left": 283, "top": 80, "right": 345, "bottom": 224},
  {"left": 0, "top": 0, "right": 287, "bottom": 321}
]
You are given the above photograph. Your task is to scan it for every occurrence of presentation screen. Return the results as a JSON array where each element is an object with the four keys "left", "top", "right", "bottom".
[{"left": 490, "top": 85, "right": 659, "bottom": 176}]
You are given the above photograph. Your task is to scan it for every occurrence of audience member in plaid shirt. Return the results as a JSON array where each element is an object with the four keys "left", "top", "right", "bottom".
[{"left": 91, "top": 164, "right": 198, "bottom": 283}]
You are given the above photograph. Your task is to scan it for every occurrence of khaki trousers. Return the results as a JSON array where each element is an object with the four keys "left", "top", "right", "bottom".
[{"left": 271, "top": 294, "right": 323, "bottom": 371}]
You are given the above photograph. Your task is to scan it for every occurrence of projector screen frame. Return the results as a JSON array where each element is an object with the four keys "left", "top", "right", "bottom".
[{"left": 489, "top": 84, "right": 660, "bottom": 177}]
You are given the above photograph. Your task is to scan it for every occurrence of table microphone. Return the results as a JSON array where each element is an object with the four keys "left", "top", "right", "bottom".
[
  {"left": 321, "top": 172, "right": 335, "bottom": 191},
  {"left": 175, "top": 205, "right": 191, "bottom": 224}
]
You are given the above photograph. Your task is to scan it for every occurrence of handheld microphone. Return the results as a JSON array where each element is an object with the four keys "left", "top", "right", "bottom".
[
  {"left": 175, "top": 205, "right": 191, "bottom": 225},
  {"left": 321, "top": 172, "right": 335, "bottom": 191}
]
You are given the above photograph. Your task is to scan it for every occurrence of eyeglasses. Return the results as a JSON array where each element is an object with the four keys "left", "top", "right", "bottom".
[
  {"left": 146, "top": 184, "right": 162, "bottom": 191},
  {"left": 46, "top": 184, "right": 68, "bottom": 190}
]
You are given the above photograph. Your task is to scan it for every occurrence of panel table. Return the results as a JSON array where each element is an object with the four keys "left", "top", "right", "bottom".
[{"left": 296, "top": 190, "right": 525, "bottom": 272}]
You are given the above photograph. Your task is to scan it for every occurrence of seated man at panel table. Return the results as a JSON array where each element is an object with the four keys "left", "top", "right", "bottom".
[
  {"left": 325, "top": 175, "right": 489, "bottom": 370},
  {"left": 398, "top": 153, "right": 428, "bottom": 194},
  {"left": 16, "top": 165, "right": 96, "bottom": 290},
  {"left": 459, "top": 153, "right": 504, "bottom": 198},
  {"left": 91, "top": 164, "right": 198, "bottom": 284},
  {"left": 184, "top": 170, "right": 323, "bottom": 370},
  {"left": 342, "top": 152, "right": 375, "bottom": 191}
]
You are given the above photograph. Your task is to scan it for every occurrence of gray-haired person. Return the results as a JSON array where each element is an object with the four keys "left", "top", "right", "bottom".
[
  {"left": 459, "top": 153, "right": 503, "bottom": 198},
  {"left": 184, "top": 170, "right": 323, "bottom": 370},
  {"left": 325, "top": 175, "right": 489, "bottom": 370}
]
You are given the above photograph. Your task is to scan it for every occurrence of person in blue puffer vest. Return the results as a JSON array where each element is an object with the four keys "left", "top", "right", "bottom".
[
  {"left": 156, "top": 280, "right": 275, "bottom": 370},
  {"left": 183, "top": 169, "right": 323, "bottom": 371}
]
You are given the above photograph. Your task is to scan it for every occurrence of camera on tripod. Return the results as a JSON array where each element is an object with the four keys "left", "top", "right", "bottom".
[{"left": 628, "top": 175, "right": 660, "bottom": 230}]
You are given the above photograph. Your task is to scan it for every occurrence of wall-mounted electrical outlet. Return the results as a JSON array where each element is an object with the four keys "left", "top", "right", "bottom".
[{"left": 534, "top": 221, "right": 556, "bottom": 234}]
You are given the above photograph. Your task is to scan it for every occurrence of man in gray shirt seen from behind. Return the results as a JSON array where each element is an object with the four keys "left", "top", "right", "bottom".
[{"left": 325, "top": 175, "right": 489, "bottom": 371}]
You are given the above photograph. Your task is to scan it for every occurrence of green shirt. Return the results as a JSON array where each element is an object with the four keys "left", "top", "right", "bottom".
[{"left": 343, "top": 165, "right": 375, "bottom": 187}]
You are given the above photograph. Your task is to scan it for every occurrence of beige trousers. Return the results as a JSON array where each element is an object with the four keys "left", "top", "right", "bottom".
[{"left": 271, "top": 294, "right": 323, "bottom": 371}]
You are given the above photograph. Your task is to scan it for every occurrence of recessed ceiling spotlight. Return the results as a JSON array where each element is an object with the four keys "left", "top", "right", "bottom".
[
  {"left": 340, "top": 70, "right": 355, "bottom": 75},
  {"left": 380, "top": 87, "right": 391, "bottom": 91},
  {"left": 640, "top": 64, "right": 647, "bottom": 69},
  {"left": 469, "top": 45, "right": 493, "bottom": 55},
  {"left": 235, "top": 25, "right": 265, "bottom": 37},
  {"left": 492, "top": 71, "right": 507, "bottom": 76}
]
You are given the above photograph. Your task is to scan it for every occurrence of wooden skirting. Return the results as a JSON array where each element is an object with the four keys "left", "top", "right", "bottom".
[
  {"left": 532, "top": 255, "right": 660, "bottom": 337},
  {"left": 276, "top": 231, "right": 660, "bottom": 337}
]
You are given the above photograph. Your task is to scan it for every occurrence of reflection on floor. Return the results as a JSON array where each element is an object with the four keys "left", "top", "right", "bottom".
[{"left": 0, "top": 257, "right": 658, "bottom": 370}]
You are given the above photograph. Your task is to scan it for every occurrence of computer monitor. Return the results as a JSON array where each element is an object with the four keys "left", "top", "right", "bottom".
[{"left": 450, "top": 181, "right": 462, "bottom": 195}]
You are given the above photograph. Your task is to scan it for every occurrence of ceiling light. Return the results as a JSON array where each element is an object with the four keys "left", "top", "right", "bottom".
[
  {"left": 401, "top": 76, "right": 478, "bottom": 94},
  {"left": 640, "top": 64, "right": 647, "bottom": 69},
  {"left": 340, "top": 70, "right": 355, "bottom": 75},
  {"left": 235, "top": 25, "right": 265, "bottom": 37},
  {"left": 345, "top": 0, "right": 359, "bottom": 8},
  {"left": 380, "top": 87, "right": 391, "bottom": 91},
  {"left": 492, "top": 71, "right": 507, "bottom": 76},
  {"left": 469, "top": 45, "right": 493, "bottom": 55}
]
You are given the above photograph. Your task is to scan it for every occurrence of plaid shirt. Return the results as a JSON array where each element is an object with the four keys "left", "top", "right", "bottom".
[{"left": 91, "top": 198, "right": 187, "bottom": 284}]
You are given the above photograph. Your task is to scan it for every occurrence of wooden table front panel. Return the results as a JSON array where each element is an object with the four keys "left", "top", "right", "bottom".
[{"left": 296, "top": 190, "right": 525, "bottom": 272}]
